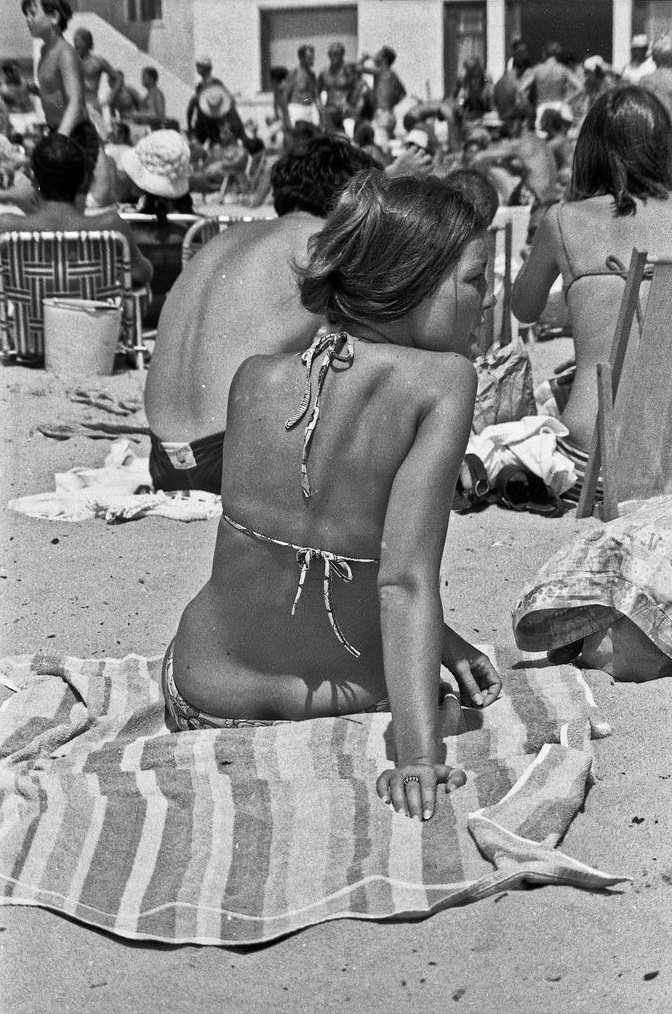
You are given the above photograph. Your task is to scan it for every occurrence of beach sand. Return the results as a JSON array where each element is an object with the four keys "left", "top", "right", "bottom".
[{"left": 1, "top": 337, "right": 670, "bottom": 1013}]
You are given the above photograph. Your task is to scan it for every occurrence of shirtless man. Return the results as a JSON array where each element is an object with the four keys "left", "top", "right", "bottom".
[
  {"left": 73, "top": 28, "right": 115, "bottom": 137},
  {"left": 284, "top": 45, "right": 320, "bottom": 126},
  {"left": 519, "top": 41, "right": 582, "bottom": 129},
  {"left": 359, "top": 46, "right": 407, "bottom": 141},
  {"left": 318, "top": 42, "right": 356, "bottom": 116},
  {"left": 130, "top": 67, "right": 166, "bottom": 129},
  {"left": 144, "top": 135, "right": 379, "bottom": 494},
  {"left": 21, "top": 0, "right": 99, "bottom": 197}
]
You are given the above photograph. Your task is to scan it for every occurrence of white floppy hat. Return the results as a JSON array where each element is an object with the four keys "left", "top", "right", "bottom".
[
  {"left": 198, "top": 82, "right": 233, "bottom": 119},
  {"left": 120, "top": 129, "right": 191, "bottom": 199}
]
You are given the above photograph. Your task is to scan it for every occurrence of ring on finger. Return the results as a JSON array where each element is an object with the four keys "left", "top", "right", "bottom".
[{"left": 403, "top": 774, "right": 421, "bottom": 785}]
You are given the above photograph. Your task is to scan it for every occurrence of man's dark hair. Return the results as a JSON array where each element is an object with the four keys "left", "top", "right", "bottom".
[
  {"left": 298, "top": 44, "right": 314, "bottom": 61},
  {"left": 541, "top": 41, "right": 562, "bottom": 60},
  {"left": 142, "top": 66, "right": 159, "bottom": 83},
  {"left": 380, "top": 46, "right": 396, "bottom": 66},
  {"left": 32, "top": 132, "right": 87, "bottom": 201},
  {"left": 271, "top": 134, "right": 381, "bottom": 217},
  {"left": 74, "top": 27, "right": 93, "bottom": 49},
  {"left": 21, "top": 0, "right": 72, "bottom": 31}
]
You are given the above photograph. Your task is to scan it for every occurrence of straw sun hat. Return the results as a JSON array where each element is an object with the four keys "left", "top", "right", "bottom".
[
  {"left": 121, "top": 129, "right": 191, "bottom": 199},
  {"left": 198, "top": 82, "right": 234, "bottom": 120}
]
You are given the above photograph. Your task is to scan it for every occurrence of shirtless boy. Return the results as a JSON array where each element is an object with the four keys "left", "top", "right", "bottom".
[{"left": 21, "top": 0, "right": 100, "bottom": 195}]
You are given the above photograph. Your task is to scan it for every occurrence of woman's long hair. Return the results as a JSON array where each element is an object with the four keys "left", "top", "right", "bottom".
[
  {"left": 295, "top": 170, "right": 480, "bottom": 327},
  {"left": 568, "top": 84, "right": 672, "bottom": 215}
]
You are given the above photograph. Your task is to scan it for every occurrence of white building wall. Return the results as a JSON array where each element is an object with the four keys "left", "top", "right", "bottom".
[{"left": 145, "top": 1, "right": 196, "bottom": 87}]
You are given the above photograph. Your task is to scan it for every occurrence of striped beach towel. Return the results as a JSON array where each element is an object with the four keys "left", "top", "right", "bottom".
[{"left": 0, "top": 647, "right": 627, "bottom": 946}]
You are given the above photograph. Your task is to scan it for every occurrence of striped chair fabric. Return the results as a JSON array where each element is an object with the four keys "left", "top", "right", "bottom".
[{"left": 0, "top": 230, "right": 140, "bottom": 363}]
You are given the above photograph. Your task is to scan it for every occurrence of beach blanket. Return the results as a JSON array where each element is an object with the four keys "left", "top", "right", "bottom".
[{"left": 0, "top": 646, "right": 627, "bottom": 946}]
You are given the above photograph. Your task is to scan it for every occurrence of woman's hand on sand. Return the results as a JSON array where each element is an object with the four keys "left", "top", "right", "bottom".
[
  {"left": 376, "top": 762, "right": 466, "bottom": 821},
  {"left": 442, "top": 626, "right": 502, "bottom": 708}
]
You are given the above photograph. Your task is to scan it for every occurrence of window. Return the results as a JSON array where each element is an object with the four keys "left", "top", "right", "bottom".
[{"left": 127, "top": 0, "right": 163, "bottom": 22}]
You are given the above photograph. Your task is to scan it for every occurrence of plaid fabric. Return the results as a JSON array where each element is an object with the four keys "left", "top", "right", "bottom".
[
  {"left": 0, "top": 646, "right": 627, "bottom": 946},
  {"left": 0, "top": 230, "right": 136, "bottom": 360}
]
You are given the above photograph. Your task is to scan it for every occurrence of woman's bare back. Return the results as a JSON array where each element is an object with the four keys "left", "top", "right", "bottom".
[
  {"left": 173, "top": 336, "right": 473, "bottom": 719},
  {"left": 513, "top": 195, "right": 672, "bottom": 449}
]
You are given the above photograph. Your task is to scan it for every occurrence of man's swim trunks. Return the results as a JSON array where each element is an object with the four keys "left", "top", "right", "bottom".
[
  {"left": 69, "top": 119, "right": 100, "bottom": 176},
  {"left": 149, "top": 429, "right": 225, "bottom": 494},
  {"left": 161, "top": 640, "right": 391, "bottom": 731}
]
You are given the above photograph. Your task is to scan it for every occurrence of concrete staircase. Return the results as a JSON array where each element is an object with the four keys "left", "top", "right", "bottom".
[{"left": 68, "top": 12, "right": 192, "bottom": 130}]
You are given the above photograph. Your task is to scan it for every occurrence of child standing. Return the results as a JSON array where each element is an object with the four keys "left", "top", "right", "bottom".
[
  {"left": 165, "top": 172, "right": 502, "bottom": 821},
  {"left": 22, "top": 0, "right": 99, "bottom": 195}
]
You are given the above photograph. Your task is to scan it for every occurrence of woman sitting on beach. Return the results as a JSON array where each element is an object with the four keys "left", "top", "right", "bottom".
[
  {"left": 164, "top": 171, "right": 502, "bottom": 821},
  {"left": 511, "top": 85, "right": 672, "bottom": 499}
]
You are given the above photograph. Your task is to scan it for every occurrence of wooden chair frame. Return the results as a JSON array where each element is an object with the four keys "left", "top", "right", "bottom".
[{"left": 577, "top": 249, "right": 672, "bottom": 520}]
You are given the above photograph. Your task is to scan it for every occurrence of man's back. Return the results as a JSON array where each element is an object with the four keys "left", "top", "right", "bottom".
[{"left": 144, "top": 213, "right": 324, "bottom": 441}]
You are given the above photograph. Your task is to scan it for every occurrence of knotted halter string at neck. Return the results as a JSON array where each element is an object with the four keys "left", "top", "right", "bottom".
[{"left": 285, "top": 330, "right": 354, "bottom": 498}]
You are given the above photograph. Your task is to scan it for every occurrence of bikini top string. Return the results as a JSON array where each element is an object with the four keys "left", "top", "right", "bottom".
[{"left": 284, "top": 330, "right": 354, "bottom": 499}]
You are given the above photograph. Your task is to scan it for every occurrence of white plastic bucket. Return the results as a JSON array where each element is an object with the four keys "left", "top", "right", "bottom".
[{"left": 43, "top": 298, "right": 122, "bottom": 376}]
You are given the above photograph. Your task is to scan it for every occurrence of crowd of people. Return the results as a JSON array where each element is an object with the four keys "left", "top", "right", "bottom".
[
  {"left": 2, "top": 0, "right": 672, "bottom": 225},
  {"left": 2, "top": 0, "right": 672, "bottom": 818}
]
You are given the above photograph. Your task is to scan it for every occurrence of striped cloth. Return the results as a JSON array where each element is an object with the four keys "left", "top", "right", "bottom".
[{"left": 0, "top": 647, "right": 627, "bottom": 946}]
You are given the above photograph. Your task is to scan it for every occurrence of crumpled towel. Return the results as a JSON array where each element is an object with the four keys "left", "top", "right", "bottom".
[
  {"left": 467, "top": 415, "right": 578, "bottom": 496},
  {"left": 8, "top": 439, "right": 222, "bottom": 524}
]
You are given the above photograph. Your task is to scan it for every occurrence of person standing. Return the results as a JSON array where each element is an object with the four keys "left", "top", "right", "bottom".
[
  {"left": 73, "top": 28, "right": 115, "bottom": 138},
  {"left": 520, "top": 41, "right": 582, "bottom": 129},
  {"left": 130, "top": 66, "right": 166, "bottom": 135},
  {"left": 359, "top": 46, "right": 406, "bottom": 144},
  {"left": 108, "top": 69, "right": 141, "bottom": 125},
  {"left": 21, "top": 0, "right": 100, "bottom": 200},
  {"left": 284, "top": 44, "right": 320, "bottom": 126},
  {"left": 621, "top": 35, "right": 655, "bottom": 83},
  {"left": 318, "top": 42, "right": 356, "bottom": 119},
  {"left": 186, "top": 56, "right": 225, "bottom": 142}
]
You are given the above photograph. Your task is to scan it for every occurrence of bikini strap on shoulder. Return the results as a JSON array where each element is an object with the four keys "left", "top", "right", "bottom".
[{"left": 284, "top": 331, "right": 354, "bottom": 499}]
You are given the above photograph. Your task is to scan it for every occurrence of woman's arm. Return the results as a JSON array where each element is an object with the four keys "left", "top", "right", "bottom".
[
  {"left": 56, "top": 44, "right": 85, "bottom": 137},
  {"left": 511, "top": 204, "right": 562, "bottom": 323},
  {"left": 376, "top": 357, "right": 479, "bottom": 819}
]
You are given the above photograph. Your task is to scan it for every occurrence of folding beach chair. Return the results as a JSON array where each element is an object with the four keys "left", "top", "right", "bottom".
[
  {"left": 181, "top": 214, "right": 276, "bottom": 269},
  {"left": 0, "top": 229, "right": 148, "bottom": 368},
  {"left": 576, "top": 249, "right": 672, "bottom": 520}
]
